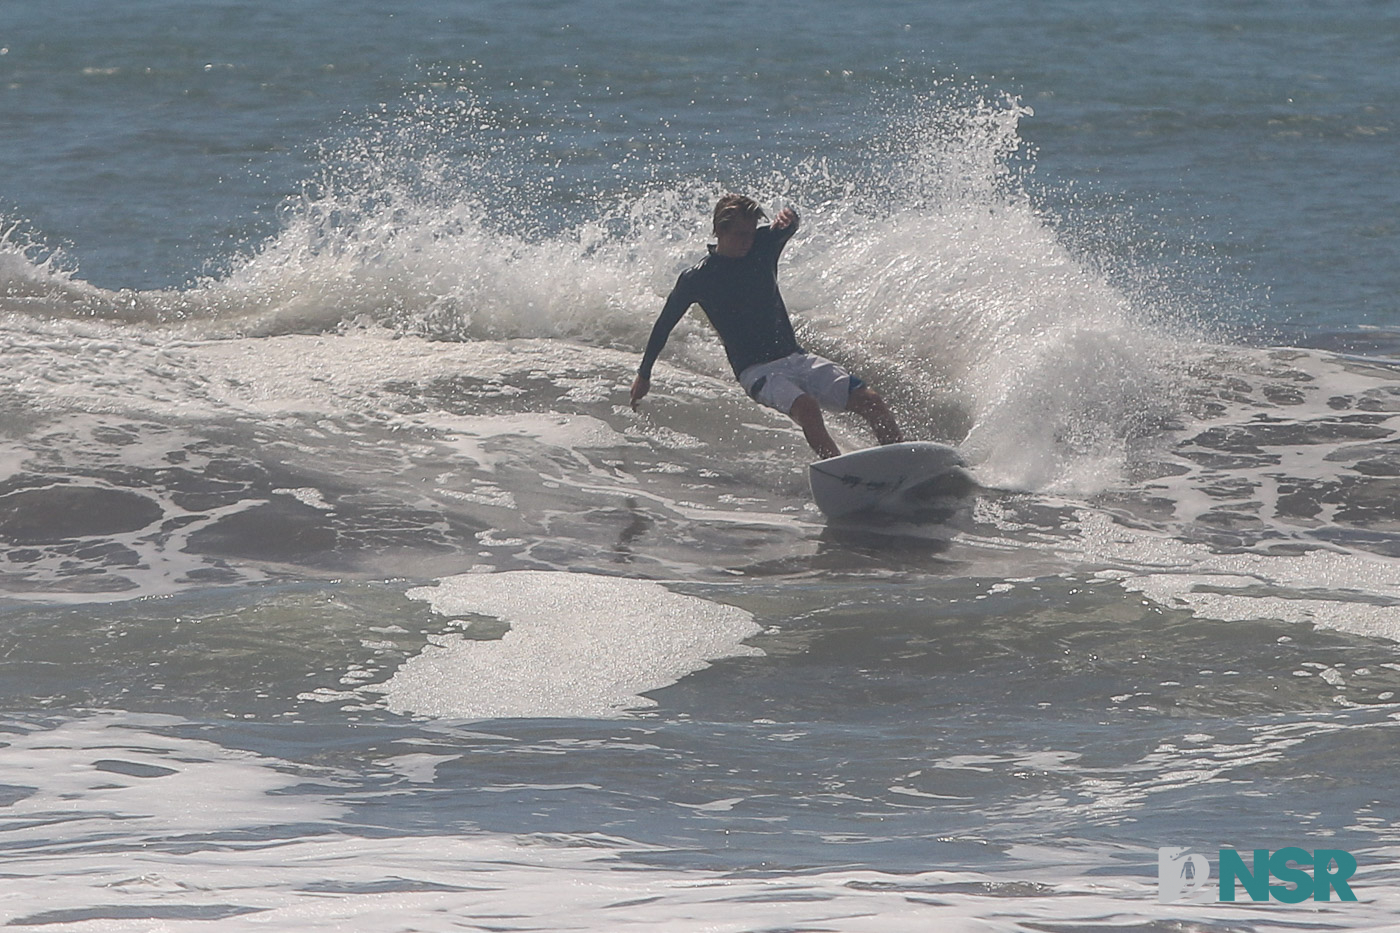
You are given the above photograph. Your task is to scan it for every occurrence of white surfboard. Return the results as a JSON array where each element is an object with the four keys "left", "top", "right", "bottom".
[{"left": 808, "top": 441, "right": 970, "bottom": 519}]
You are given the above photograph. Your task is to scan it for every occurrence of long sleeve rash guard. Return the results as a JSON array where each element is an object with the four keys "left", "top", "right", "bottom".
[{"left": 637, "top": 217, "right": 803, "bottom": 381}]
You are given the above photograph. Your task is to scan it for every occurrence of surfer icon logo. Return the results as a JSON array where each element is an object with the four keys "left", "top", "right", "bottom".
[{"left": 1158, "top": 847, "right": 1212, "bottom": 903}]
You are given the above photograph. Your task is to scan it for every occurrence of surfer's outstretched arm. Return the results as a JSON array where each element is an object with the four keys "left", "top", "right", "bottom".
[{"left": 632, "top": 280, "right": 692, "bottom": 409}]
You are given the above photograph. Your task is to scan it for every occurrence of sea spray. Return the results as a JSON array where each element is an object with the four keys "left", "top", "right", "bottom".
[
  {"left": 2, "top": 86, "right": 1197, "bottom": 493},
  {"left": 785, "top": 92, "right": 1193, "bottom": 491}
]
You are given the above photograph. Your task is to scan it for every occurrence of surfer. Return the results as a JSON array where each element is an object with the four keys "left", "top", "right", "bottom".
[{"left": 630, "top": 194, "right": 904, "bottom": 459}]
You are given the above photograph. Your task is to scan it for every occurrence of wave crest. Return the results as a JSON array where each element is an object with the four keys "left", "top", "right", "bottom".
[{"left": 1, "top": 87, "right": 1198, "bottom": 493}]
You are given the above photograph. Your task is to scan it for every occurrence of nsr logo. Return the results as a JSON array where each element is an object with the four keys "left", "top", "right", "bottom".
[{"left": 1159, "top": 847, "right": 1358, "bottom": 904}]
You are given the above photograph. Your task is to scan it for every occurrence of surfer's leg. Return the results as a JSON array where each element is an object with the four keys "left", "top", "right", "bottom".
[
  {"left": 786, "top": 355, "right": 901, "bottom": 446},
  {"left": 847, "top": 386, "right": 904, "bottom": 445},
  {"left": 790, "top": 394, "right": 841, "bottom": 459}
]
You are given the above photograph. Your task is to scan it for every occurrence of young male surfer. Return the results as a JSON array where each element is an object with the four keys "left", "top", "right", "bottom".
[{"left": 630, "top": 194, "right": 904, "bottom": 459}]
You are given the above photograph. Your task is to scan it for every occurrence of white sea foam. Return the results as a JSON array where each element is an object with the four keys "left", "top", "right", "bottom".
[
  {"left": 0, "top": 712, "right": 341, "bottom": 844},
  {"left": 377, "top": 571, "right": 763, "bottom": 720},
  {"left": 423, "top": 412, "right": 635, "bottom": 473},
  {"left": 0, "top": 324, "right": 818, "bottom": 601},
  {"left": 4, "top": 710, "right": 1396, "bottom": 933},
  {"left": 1062, "top": 510, "right": 1400, "bottom": 642},
  {"left": 1, "top": 91, "right": 1191, "bottom": 497},
  {"left": 15, "top": 829, "right": 1396, "bottom": 933}
]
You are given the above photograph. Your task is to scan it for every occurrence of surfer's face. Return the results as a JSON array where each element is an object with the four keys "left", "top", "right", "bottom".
[{"left": 715, "top": 217, "right": 757, "bottom": 258}]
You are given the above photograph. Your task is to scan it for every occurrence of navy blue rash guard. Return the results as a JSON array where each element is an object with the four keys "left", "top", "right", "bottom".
[{"left": 637, "top": 217, "right": 803, "bottom": 381}]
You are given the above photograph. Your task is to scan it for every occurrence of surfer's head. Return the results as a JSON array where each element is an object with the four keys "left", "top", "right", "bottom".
[{"left": 713, "top": 194, "right": 764, "bottom": 257}]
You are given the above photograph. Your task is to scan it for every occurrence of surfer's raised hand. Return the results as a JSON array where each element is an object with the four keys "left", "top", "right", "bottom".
[
  {"left": 630, "top": 374, "right": 650, "bottom": 410},
  {"left": 771, "top": 207, "right": 797, "bottom": 230}
]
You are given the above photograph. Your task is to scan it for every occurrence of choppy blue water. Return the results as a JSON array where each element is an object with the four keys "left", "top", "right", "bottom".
[{"left": 2, "top": 2, "right": 1400, "bottom": 930}]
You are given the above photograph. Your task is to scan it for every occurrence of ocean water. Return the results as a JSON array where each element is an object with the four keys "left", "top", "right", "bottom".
[{"left": 3, "top": 2, "right": 1400, "bottom": 930}]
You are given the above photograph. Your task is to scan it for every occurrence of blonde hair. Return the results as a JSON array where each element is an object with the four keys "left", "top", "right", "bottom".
[{"left": 713, "top": 194, "right": 765, "bottom": 234}]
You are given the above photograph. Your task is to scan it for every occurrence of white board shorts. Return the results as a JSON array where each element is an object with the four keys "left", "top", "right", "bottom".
[{"left": 737, "top": 352, "right": 866, "bottom": 415}]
